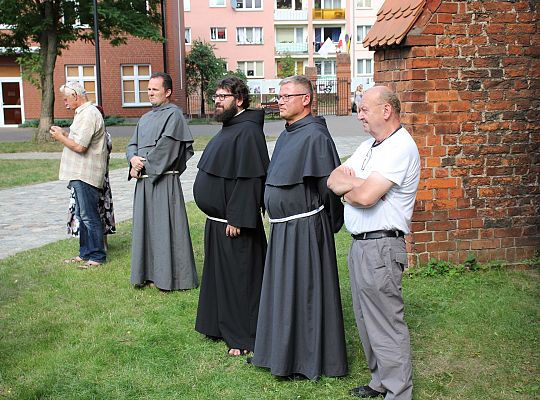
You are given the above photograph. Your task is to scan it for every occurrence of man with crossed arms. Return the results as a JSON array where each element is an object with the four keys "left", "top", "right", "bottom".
[{"left": 328, "top": 86, "right": 420, "bottom": 399}]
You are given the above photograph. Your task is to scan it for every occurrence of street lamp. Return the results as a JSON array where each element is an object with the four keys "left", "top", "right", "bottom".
[{"left": 92, "top": 0, "right": 102, "bottom": 105}]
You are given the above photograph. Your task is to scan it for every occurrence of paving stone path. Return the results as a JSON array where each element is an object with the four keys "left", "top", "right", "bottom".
[{"left": 0, "top": 135, "right": 367, "bottom": 260}]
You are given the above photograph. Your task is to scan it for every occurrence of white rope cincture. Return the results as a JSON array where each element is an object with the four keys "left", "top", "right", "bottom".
[
  {"left": 268, "top": 205, "right": 325, "bottom": 224},
  {"left": 206, "top": 216, "right": 228, "bottom": 224},
  {"left": 139, "top": 170, "right": 180, "bottom": 178}
]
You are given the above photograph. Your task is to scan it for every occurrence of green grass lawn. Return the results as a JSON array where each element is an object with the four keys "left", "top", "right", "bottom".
[
  {"left": 0, "top": 136, "right": 213, "bottom": 154},
  {"left": 0, "top": 203, "right": 538, "bottom": 400},
  {"left": 0, "top": 136, "right": 218, "bottom": 189},
  {"left": 0, "top": 159, "right": 127, "bottom": 189}
]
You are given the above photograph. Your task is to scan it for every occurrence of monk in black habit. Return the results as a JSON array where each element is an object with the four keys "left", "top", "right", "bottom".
[
  {"left": 251, "top": 75, "right": 348, "bottom": 380},
  {"left": 194, "top": 76, "right": 269, "bottom": 356}
]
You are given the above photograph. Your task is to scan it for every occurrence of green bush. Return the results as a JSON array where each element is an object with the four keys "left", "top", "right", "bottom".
[{"left": 20, "top": 116, "right": 125, "bottom": 128}]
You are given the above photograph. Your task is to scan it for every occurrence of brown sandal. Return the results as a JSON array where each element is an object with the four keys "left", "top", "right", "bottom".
[{"left": 78, "top": 260, "right": 102, "bottom": 269}]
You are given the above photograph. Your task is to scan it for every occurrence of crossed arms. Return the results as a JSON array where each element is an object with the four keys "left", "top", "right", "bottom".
[{"left": 327, "top": 165, "right": 393, "bottom": 208}]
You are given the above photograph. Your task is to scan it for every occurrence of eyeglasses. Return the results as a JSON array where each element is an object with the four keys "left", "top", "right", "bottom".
[
  {"left": 212, "top": 93, "right": 235, "bottom": 101},
  {"left": 277, "top": 93, "right": 307, "bottom": 102},
  {"left": 361, "top": 147, "right": 373, "bottom": 171}
]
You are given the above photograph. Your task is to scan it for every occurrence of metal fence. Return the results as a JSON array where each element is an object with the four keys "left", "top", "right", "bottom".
[{"left": 186, "top": 78, "right": 351, "bottom": 118}]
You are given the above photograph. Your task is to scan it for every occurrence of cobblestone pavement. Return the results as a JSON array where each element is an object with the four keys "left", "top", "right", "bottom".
[{"left": 0, "top": 135, "right": 367, "bottom": 260}]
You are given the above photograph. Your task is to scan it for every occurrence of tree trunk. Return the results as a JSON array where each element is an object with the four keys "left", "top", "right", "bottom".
[
  {"left": 34, "top": 2, "right": 58, "bottom": 143},
  {"left": 199, "top": 81, "right": 206, "bottom": 117}
]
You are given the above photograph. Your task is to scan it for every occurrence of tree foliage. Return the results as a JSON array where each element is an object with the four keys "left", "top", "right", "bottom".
[
  {"left": 277, "top": 53, "right": 296, "bottom": 79},
  {"left": 185, "top": 39, "right": 229, "bottom": 117},
  {"left": 0, "top": 0, "right": 163, "bottom": 142}
]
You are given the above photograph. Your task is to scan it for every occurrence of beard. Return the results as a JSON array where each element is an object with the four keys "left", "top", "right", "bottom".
[{"left": 215, "top": 103, "right": 238, "bottom": 123}]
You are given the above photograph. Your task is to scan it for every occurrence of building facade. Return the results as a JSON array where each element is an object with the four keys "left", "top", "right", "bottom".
[
  {"left": 184, "top": 0, "right": 381, "bottom": 93},
  {"left": 0, "top": 1, "right": 188, "bottom": 126}
]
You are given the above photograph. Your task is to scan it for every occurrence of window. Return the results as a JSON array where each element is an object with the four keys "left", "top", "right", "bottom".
[
  {"left": 210, "top": 27, "right": 227, "bottom": 41},
  {"left": 277, "top": 60, "right": 304, "bottom": 75},
  {"left": 184, "top": 0, "right": 190, "bottom": 10},
  {"left": 210, "top": 0, "right": 225, "bottom": 6},
  {"left": 356, "top": 0, "right": 372, "bottom": 8},
  {"left": 63, "top": 0, "right": 92, "bottom": 26},
  {"left": 276, "top": 27, "right": 304, "bottom": 43},
  {"left": 314, "top": 26, "right": 341, "bottom": 51},
  {"left": 121, "top": 64, "right": 151, "bottom": 106},
  {"left": 237, "top": 61, "right": 264, "bottom": 77},
  {"left": 237, "top": 27, "right": 263, "bottom": 44},
  {"left": 65, "top": 65, "right": 97, "bottom": 103},
  {"left": 234, "top": 0, "right": 262, "bottom": 9},
  {"left": 277, "top": 0, "right": 303, "bottom": 10},
  {"left": 185, "top": 28, "right": 191, "bottom": 44},
  {"left": 315, "top": 0, "right": 342, "bottom": 8},
  {"left": 357, "top": 58, "right": 373, "bottom": 75},
  {"left": 315, "top": 60, "right": 336, "bottom": 76},
  {"left": 356, "top": 25, "right": 371, "bottom": 43}
]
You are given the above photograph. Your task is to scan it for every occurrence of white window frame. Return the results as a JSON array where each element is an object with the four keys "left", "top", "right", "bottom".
[
  {"left": 356, "top": 25, "right": 371, "bottom": 43},
  {"left": 356, "top": 58, "right": 373, "bottom": 75},
  {"left": 210, "top": 0, "right": 226, "bottom": 7},
  {"left": 315, "top": 0, "right": 341, "bottom": 8},
  {"left": 356, "top": 0, "right": 372, "bottom": 8},
  {"left": 121, "top": 64, "right": 152, "bottom": 107},
  {"left": 276, "top": 0, "right": 303, "bottom": 10},
  {"left": 237, "top": 61, "right": 264, "bottom": 78},
  {"left": 236, "top": 27, "right": 263, "bottom": 45},
  {"left": 315, "top": 60, "right": 336, "bottom": 76},
  {"left": 0, "top": 78, "right": 25, "bottom": 126},
  {"left": 276, "top": 27, "right": 305, "bottom": 44},
  {"left": 185, "top": 28, "right": 191, "bottom": 45},
  {"left": 184, "top": 0, "right": 191, "bottom": 10},
  {"left": 235, "top": 0, "right": 263, "bottom": 10},
  {"left": 210, "top": 27, "right": 227, "bottom": 41},
  {"left": 65, "top": 65, "right": 97, "bottom": 103}
]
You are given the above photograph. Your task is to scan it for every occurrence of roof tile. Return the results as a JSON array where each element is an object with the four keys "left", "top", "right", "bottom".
[{"left": 363, "top": 0, "right": 427, "bottom": 49}]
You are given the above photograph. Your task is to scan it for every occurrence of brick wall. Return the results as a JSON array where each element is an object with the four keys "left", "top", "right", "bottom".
[{"left": 373, "top": 0, "right": 539, "bottom": 265}]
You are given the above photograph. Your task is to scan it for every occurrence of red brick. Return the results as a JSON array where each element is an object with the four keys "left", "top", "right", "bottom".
[{"left": 426, "top": 220, "right": 457, "bottom": 233}]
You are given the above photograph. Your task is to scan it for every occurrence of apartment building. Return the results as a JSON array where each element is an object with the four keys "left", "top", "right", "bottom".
[{"left": 184, "top": 0, "right": 382, "bottom": 93}]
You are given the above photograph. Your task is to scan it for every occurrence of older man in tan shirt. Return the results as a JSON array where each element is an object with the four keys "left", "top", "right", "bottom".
[{"left": 50, "top": 81, "right": 107, "bottom": 268}]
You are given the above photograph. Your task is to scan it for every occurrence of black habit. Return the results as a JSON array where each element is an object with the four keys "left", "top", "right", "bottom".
[
  {"left": 194, "top": 109, "right": 270, "bottom": 352},
  {"left": 251, "top": 114, "right": 348, "bottom": 380}
]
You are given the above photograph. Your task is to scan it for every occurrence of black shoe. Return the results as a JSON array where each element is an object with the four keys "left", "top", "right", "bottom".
[{"left": 350, "top": 385, "right": 386, "bottom": 398}]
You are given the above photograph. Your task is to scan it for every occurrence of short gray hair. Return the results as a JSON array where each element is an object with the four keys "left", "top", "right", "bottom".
[
  {"left": 377, "top": 86, "right": 401, "bottom": 115},
  {"left": 60, "top": 81, "right": 87, "bottom": 96},
  {"left": 279, "top": 75, "right": 314, "bottom": 105}
]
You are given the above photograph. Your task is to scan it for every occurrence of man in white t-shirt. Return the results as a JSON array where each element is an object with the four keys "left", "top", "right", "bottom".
[{"left": 327, "top": 86, "right": 420, "bottom": 400}]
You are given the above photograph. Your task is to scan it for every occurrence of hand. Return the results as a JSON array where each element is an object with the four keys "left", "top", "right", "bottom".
[
  {"left": 225, "top": 224, "right": 240, "bottom": 238},
  {"left": 130, "top": 168, "right": 141, "bottom": 179},
  {"left": 130, "top": 155, "right": 146, "bottom": 173},
  {"left": 49, "top": 125, "right": 66, "bottom": 141},
  {"left": 342, "top": 165, "right": 356, "bottom": 177}
]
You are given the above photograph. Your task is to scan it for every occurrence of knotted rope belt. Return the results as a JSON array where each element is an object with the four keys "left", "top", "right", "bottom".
[
  {"left": 138, "top": 170, "right": 180, "bottom": 179},
  {"left": 268, "top": 205, "right": 325, "bottom": 224}
]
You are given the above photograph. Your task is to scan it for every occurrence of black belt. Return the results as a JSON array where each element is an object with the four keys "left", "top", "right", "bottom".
[{"left": 351, "top": 230, "right": 404, "bottom": 240}]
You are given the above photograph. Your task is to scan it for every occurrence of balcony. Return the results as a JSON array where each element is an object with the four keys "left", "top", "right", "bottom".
[
  {"left": 312, "top": 8, "right": 346, "bottom": 20},
  {"left": 274, "top": 9, "right": 308, "bottom": 21},
  {"left": 275, "top": 42, "right": 309, "bottom": 54}
]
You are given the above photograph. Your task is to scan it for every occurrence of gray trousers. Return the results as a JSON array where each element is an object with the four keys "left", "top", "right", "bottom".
[{"left": 348, "top": 237, "right": 413, "bottom": 400}]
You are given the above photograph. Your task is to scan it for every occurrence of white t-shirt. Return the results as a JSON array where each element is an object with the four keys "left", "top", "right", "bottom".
[{"left": 343, "top": 126, "right": 420, "bottom": 234}]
